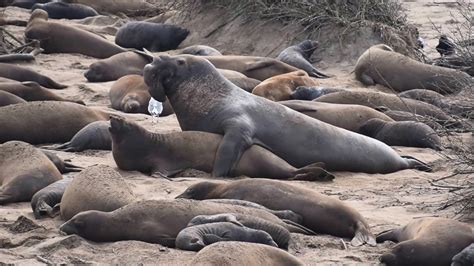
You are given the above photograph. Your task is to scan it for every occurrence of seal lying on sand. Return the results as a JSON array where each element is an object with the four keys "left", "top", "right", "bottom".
[
  {"left": 32, "top": 2, "right": 99, "bottom": 19},
  {"left": 0, "top": 63, "right": 66, "bottom": 89},
  {"left": 109, "top": 116, "right": 333, "bottom": 181},
  {"left": 452, "top": 243, "right": 474, "bottom": 266},
  {"left": 45, "top": 121, "right": 111, "bottom": 152},
  {"left": 176, "top": 178, "right": 377, "bottom": 246},
  {"left": 143, "top": 54, "right": 430, "bottom": 174},
  {"left": 0, "top": 90, "right": 26, "bottom": 107},
  {"left": 252, "top": 71, "right": 319, "bottom": 101},
  {"left": 31, "top": 177, "right": 72, "bottom": 219},
  {"left": 0, "top": 141, "right": 62, "bottom": 204},
  {"left": 277, "top": 40, "right": 330, "bottom": 78},
  {"left": 0, "top": 81, "right": 83, "bottom": 104},
  {"left": 377, "top": 218, "right": 474, "bottom": 266},
  {"left": 355, "top": 44, "right": 472, "bottom": 94}
]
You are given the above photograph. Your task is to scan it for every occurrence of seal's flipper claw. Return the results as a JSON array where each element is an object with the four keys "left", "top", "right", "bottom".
[{"left": 351, "top": 221, "right": 376, "bottom": 246}]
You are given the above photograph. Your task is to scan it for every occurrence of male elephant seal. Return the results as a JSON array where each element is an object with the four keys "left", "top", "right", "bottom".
[
  {"left": 0, "top": 141, "right": 62, "bottom": 204},
  {"left": 0, "top": 63, "right": 66, "bottom": 89},
  {"left": 355, "top": 44, "right": 472, "bottom": 94},
  {"left": 115, "top": 22, "right": 189, "bottom": 52},
  {"left": 277, "top": 40, "right": 330, "bottom": 78},
  {"left": 315, "top": 90, "right": 457, "bottom": 126},
  {"left": 176, "top": 178, "right": 376, "bottom": 246},
  {"left": 0, "top": 81, "right": 83, "bottom": 104},
  {"left": 452, "top": 243, "right": 474, "bottom": 266},
  {"left": 143, "top": 54, "right": 430, "bottom": 174},
  {"left": 32, "top": 2, "right": 99, "bottom": 19},
  {"left": 0, "top": 90, "right": 26, "bottom": 107},
  {"left": 110, "top": 75, "right": 173, "bottom": 116},
  {"left": 60, "top": 165, "right": 136, "bottom": 221},
  {"left": 279, "top": 100, "right": 393, "bottom": 133},
  {"left": 176, "top": 222, "right": 277, "bottom": 251},
  {"left": 110, "top": 116, "right": 333, "bottom": 181},
  {"left": 60, "top": 199, "right": 313, "bottom": 245},
  {"left": 252, "top": 70, "right": 319, "bottom": 101},
  {"left": 188, "top": 213, "right": 291, "bottom": 249},
  {"left": 181, "top": 45, "right": 222, "bottom": 56},
  {"left": 45, "top": 121, "right": 111, "bottom": 152},
  {"left": 189, "top": 242, "right": 304, "bottom": 266},
  {"left": 377, "top": 218, "right": 474, "bottom": 266},
  {"left": 0, "top": 101, "right": 109, "bottom": 144},
  {"left": 25, "top": 9, "right": 126, "bottom": 59},
  {"left": 31, "top": 177, "right": 72, "bottom": 219},
  {"left": 359, "top": 118, "right": 442, "bottom": 150}
]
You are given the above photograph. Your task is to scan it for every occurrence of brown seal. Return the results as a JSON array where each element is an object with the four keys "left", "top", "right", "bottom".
[
  {"left": 109, "top": 116, "right": 333, "bottom": 181},
  {"left": 110, "top": 75, "right": 173, "bottom": 115},
  {"left": 377, "top": 218, "right": 474, "bottom": 266},
  {"left": 0, "top": 63, "right": 67, "bottom": 89},
  {"left": 279, "top": 100, "right": 393, "bottom": 133},
  {"left": 0, "top": 101, "right": 109, "bottom": 144},
  {"left": 355, "top": 44, "right": 472, "bottom": 94},
  {"left": 189, "top": 242, "right": 304, "bottom": 266},
  {"left": 0, "top": 141, "right": 62, "bottom": 204},
  {"left": 60, "top": 165, "right": 136, "bottom": 221},
  {"left": 0, "top": 90, "right": 26, "bottom": 107},
  {"left": 176, "top": 178, "right": 377, "bottom": 246},
  {"left": 252, "top": 70, "right": 319, "bottom": 101},
  {"left": 25, "top": 9, "right": 126, "bottom": 59},
  {"left": 0, "top": 81, "right": 84, "bottom": 104},
  {"left": 59, "top": 199, "right": 314, "bottom": 245},
  {"left": 359, "top": 118, "right": 443, "bottom": 150},
  {"left": 84, "top": 51, "right": 149, "bottom": 82}
]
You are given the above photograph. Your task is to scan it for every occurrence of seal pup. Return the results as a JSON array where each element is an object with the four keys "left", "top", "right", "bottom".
[
  {"left": 31, "top": 177, "right": 72, "bottom": 219},
  {"left": 0, "top": 141, "right": 62, "bottom": 204},
  {"left": 377, "top": 218, "right": 474, "bottom": 266},
  {"left": 60, "top": 165, "right": 136, "bottom": 221},
  {"left": 10, "top": 0, "right": 48, "bottom": 9},
  {"left": 176, "top": 222, "right": 277, "bottom": 251},
  {"left": 0, "top": 81, "right": 84, "bottom": 104},
  {"left": 110, "top": 116, "right": 333, "bottom": 181},
  {"left": 32, "top": 2, "right": 99, "bottom": 19},
  {"left": 0, "top": 63, "right": 66, "bottom": 89},
  {"left": 176, "top": 178, "right": 377, "bottom": 246},
  {"left": 289, "top": 86, "right": 344, "bottom": 100},
  {"left": 0, "top": 90, "right": 26, "bottom": 107},
  {"left": 359, "top": 118, "right": 443, "bottom": 150},
  {"left": 84, "top": 51, "right": 149, "bottom": 82},
  {"left": 115, "top": 21, "right": 189, "bottom": 52},
  {"left": 45, "top": 121, "right": 111, "bottom": 152},
  {"left": 143, "top": 54, "right": 430, "bottom": 174},
  {"left": 25, "top": 9, "right": 126, "bottom": 59},
  {"left": 181, "top": 45, "right": 222, "bottom": 56},
  {"left": 355, "top": 44, "right": 472, "bottom": 94},
  {"left": 189, "top": 242, "right": 304, "bottom": 266},
  {"left": 0, "top": 101, "right": 109, "bottom": 144},
  {"left": 452, "top": 243, "right": 474, "bottom": 266},
  {"left": 277, "top": 40, "right": 330, "bottom": 78}
]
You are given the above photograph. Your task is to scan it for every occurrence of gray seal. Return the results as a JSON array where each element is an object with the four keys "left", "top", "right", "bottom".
[
  {"left": 0, "top": 90, "right": 26, "bottom": 107},
  {"left": 0, "top": 63, "right": 66, "bottom": 89},
  {"left": 452, "top": 243, "right": 474, "bottom": 266},
  {"left": 32, "top": 2, "right": 99, "bottom": 19},
  {"left": 30, "top": 177, "right": 73, "bottom": 219},
  {"left": 290, "top": 86, "right": 344, "bottom": 100},
  {"left": 181, "top": 45, "right": 222, "bottom": 56},
  {"left": 46, "top": 121, "right": 111, "bottom": 152},
  {"left": 277, "top": 40, "right": 330, "bottom": 78}
]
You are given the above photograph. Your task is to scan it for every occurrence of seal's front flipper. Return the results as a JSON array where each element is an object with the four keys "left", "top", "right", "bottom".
[
  {"left": 202, "top": 234, "right": 227, "bottom": 245},
  {"left": 292, "top": 162, "right": 335, "bottom": 182},
  {"left": 376, "top": 228, "right": 398, "bottom": 243},
  {"left": 33, "top": 200, "right": 54, "bottom": 219},
  {"left": 359, "top": 73, "right": 375, "bottom": 86},
  {"left": 402, "top": 155, "right": 432, "bottom": 172},
  {"left": 351, "top": 221, "right": 376, "bottom": 246}
]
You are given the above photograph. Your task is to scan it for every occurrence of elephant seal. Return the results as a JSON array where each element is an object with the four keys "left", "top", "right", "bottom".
[
  {"left": 252, "top": 70, "right": 319, "bottom": 101},
  {"left": 176, "top": 178, "right": 377, "bottom": 246},
  {"left": 32, "top": 2, "right": 98, "bottom": 19},
  {"left": 289, "top": 86, "right": 345, "bottom": 100},
  {"left": 45, "top": 121, "right": 111, "bottom": 152},
  {"left": 279, "top": 100, "right": 393, "bottom": 133},
  {"left": 359, "top": 118, "right": 443, "bottom": 150},
  {"left": 452, "top": 243, "right": 474, "bottom": 266},
  {"left": 181, "top": 45, "right": 222, "bottom": 56},
  {"left": 40, "top": 150, "right": 83, "bottom": 173},
  {"left": 0, "top": 101, "right": 109, "bottom": 144},
  {"left": 189, "top": 242, "right": 304, "bottom": 266},
  {"left": 0, "top": 141, "right": 62, "bottom": 204},
  {"left": 379, "top": 110, "right": 443, "bottom": 130},
  {"left": 188, "top": 213, "right": 290, "bottom": 249},
  {"left": 0, "top": 63, "right": 66, "bottom": 89},
  {"left": 0, "top": 90, "right": 26, "bottom": 107},
  {"left": 31, "top": 177, "right": 72, "bottom": 219},
  {"left": 115, "top": 22, "right": 189, "bottom": 52},
  {"left": 203, "top": 199, "right": 302, "bottom": 224},
  {"left": 143, "top": 54, "right": 430, "bottom": 174},
  {"left": 202, "top": 55, "right": 300, "bottom": 81},
  {"left": 110, "top": 75, "right": 173, "bottom": 115},
  {"left": 0, "top": 81, "right": 84, "bottom": 104},
  {"left": 60, "top": 165, "right": 136, "bottom": 221},
  {"left": 355, "top": 44, "right": 472, "bottom": 94},
  {"left": 277, "top": 40, "right": 330, "bottom": 78},
  {"left": 25, "top": 9, "right": 126, "bottom": 59},
  {"left": 61, "top": 0, "right": 153, "bottom": 15},
  {"left": 59, "top": 199, "right": 314, "bottom": 245},
  {"left": 110, "top": 116, "right": 333, "bottom": 181},
  {"left": 10, "top": 0, "right": 48, "bottom": 9},
  {"left": 399, "top": 89, "right": 473, "bottom": 117},
  {"left": 218, "top": 69, "right": 261, "bottom": 92},
  {"left": 377, "top": 218, "right": 474, "bottom": 266},
  {"left": 315, "top": 90, "right": 458, "bottom": 126},
  {"left": 85, "top": 51, "right": 149, "bottom": 82},
  {"left": 176, "top": 222, "right": 277, "bottom": 251}
]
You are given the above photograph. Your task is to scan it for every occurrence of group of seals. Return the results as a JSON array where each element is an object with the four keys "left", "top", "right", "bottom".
[
  {"left": 0, "top": 63, "right": 66, "bottom": 89},
  {"left": 355, "top": 44, "right": 472, "bottom": 94},
  {"left": 143, "top": 54, "right": 429, "bottom": 174},
  {"left": 109, "top": 116, "right": 333, "bottom": 181}
]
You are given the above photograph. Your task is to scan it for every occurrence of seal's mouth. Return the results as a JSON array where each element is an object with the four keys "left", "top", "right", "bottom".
[{"left": 59, "top": 221, "right": 77, "bottom": 235}]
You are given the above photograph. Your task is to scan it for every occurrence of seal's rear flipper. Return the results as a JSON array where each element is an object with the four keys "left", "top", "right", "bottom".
[
  {"left": 41, "top": 142, "right": 78, "bottom": 152},
  {"left": 402, "top": 155, "right": 432, "bottom": 172},
  {"left": 282, "top": 220, "right": 316, "bottom": 235},
  {"left": 351, "top": 221, "right": 376, "bottom": 247},
  {"left": 376, "top": 228, "right": 398, "bottom": 243},
  {"left": 292, "top": 162, "right": 335, "bottom": 182},
  {"left": 62, "top": 162, "right": 83, "bottom": 173}
]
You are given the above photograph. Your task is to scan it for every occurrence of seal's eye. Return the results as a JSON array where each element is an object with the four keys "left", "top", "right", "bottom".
[{"left": 177, "top": 59, "right": 186, "bottom": 66}]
